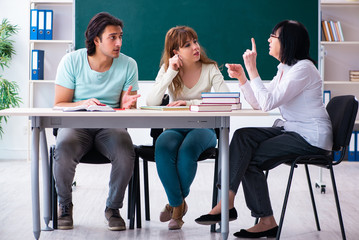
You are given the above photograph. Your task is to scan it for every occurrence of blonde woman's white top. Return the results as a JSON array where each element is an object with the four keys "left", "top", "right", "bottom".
[{"left": 146, "top": 63, "right": 230, "bottom": 106}]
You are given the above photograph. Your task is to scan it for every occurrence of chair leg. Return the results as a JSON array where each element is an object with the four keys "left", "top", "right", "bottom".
[
  {"left": 304, "top": 164, "right": 320, "bottom": 231},
  {"left": 329, "top": 166, "right": 346, "bottom": 240},
  {"left": 127, "top": 177, "right": 132, "bottom": 220},
  {"left": 255, "top": 170, "right": 269, "bottom": 225},
  {"left": 50, "top": 146, "right": 58, "bottom": 229},
  {"left": 129, "top": 153, "right": 141, "bottom": 229},
  {"left": 277, "top": 163, "right": 296, "bottom": 240},
  {"left": 52, "top": 177, "right": 58, "bottom": 229},
  {"left": 143, "top": 159, "right": 151, "bottom": 221},
  {"left": 135, "top": 157, "right": 142, "bottom": 228},
  {"left": 127, "top": 175, "right": 133, "bottom": 219},
  {"left": 211, "top": 156, "right": 219, "bottom": 232}
]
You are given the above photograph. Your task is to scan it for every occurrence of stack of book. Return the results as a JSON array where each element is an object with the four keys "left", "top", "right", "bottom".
[
  {"left": 350, "top": 70, "right": 359, "bottom": 82},
  {"left": 321, "top": 20, "right": 344, "bottom": 42},
  {"left": 190, "top": 92, "right": 241, "bottom": 112}
]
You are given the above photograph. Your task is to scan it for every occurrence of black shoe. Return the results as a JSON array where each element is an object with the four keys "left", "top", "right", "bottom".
[
  {"left": 195, "top": 208, "right": 237, "bottom": 225},
  {"left": 233, "top": 226, "right": 278, "bottom": 238}
]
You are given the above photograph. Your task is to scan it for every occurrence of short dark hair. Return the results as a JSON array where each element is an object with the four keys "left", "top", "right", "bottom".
[
  {"left": 85, "top": 12, "right": 123, "bottom": 56},
  {"left": 272, "top": 20, "right": 315, "bottom": 66}
]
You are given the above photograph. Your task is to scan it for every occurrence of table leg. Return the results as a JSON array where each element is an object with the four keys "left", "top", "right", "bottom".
[
  {"left": 31, "top": 127, "right": 41, "bottom": 239},
  {"left": 220, "top": 126, "right": 229, "bottom": 240},
  {"left": 40, "top": 128, "right": 52, "bottom": 231}
]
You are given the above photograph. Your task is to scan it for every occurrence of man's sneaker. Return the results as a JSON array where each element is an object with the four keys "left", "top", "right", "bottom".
[
  {"left": 58, "top": 202, "right": 73, "bottom": 230},
  {"left": 105, "top": 207, "right": 126, "bottom": 231}
]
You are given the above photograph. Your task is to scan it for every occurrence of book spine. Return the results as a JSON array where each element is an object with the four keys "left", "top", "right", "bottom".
[
  {"left": 337, "top": 21, "right": 345, "bottom": 42},
  {"left": 334, "top": 21, "right": 341, "bottom": 42},
  {"left": 322, "top": 21, "right": 329, "bottom": 41},
  {"left": 330, "top": 21, "right": 338, "bottom": 42},
  {"left": 327, "top": 21, "right": 334, "bottom": 42}
]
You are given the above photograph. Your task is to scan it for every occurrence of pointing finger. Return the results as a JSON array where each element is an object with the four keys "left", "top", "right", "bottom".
[{"left": 251, "top": 38, "right": 257, "bottom": 53}]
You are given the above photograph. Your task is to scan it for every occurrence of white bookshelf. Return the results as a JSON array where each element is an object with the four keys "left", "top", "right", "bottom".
[
  {"left": 320, "top": 1, "right": 359, "bottom": 79},
  {"left": 27, "top": 0, "right": 74, "bottom": 161},
  {"left": 320, "top": 0, "right": 359, "bottom": 128},
  {"left": 320, "top": 1, "right": 359, "bottom": 125},
  {"left": 29, "top": 0, "right": 73, "bottom": 108}
]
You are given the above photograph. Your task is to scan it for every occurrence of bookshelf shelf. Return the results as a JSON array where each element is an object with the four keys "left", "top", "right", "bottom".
[
  {"left": 30, "top": 80, "right": 55, "bottom": 83},
  {"left": 321, "top": 41, "right": 359, "bottom": 45},
  {"left": 30, "top": 40, "right": 73, "bottom": 44},
  {"left": 322, "top": 2, "right": 359, "bottom": 6},
  {"left": 324, "top": 81, "right": 359, "bottom": 84},
  {"left": 31, "top": 0, "right": 72, "bottom": 4}
]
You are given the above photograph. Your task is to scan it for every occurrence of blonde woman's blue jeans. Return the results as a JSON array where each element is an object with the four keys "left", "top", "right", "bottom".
[{"left": 155, "top": 128, "right": 217, "bottom": 207}]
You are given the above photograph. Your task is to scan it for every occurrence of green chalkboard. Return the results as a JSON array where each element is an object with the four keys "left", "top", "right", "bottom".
[{"left": 75, "top": 0, "right": 318, "bottom": 80}]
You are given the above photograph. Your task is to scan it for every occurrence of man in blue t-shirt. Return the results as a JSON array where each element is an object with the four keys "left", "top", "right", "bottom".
[{"left": 53, "top": 12, "right": 140, "bottom": 231}]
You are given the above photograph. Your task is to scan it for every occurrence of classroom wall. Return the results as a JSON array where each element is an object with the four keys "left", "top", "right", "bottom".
[
  {"left": 0, "top": 0, "right": 30, "bottom": 159},
  {"left": 0, "top": 0, "right": 279, "bottom": 160}
]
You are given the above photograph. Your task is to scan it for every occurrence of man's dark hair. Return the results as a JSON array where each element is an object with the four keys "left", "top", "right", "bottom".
[
  {"left": 85, "top": 12, "right": 123, "bottom": 56},
  {"left": 272, "top": 20, "right": 316, "bottom": 66}
]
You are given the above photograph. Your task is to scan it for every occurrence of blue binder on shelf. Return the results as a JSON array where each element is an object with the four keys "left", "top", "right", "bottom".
[
  {"left": 348, "top": 131, "right": 356, "bottom": 161},
  {"left": 31, "top": 50, "right": 44, "bottom": 80},
  {"left": 37, "top": 10, "right": 45, "bottom": 40},
  {"left": 45, "top": 10, "right": 53, "bottom": 40},
  {"left": 30, "top": 9, "right": 38, "bottom": 40}
]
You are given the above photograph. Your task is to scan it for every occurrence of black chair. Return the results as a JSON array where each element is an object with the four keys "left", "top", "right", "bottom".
[
  {"left": 257, "top": 95, "right": 357, "bottom": 240},
  {"left": 135, "top": 94, "right": 220, "bottom": 232},
  {"left": 49, "top": 129, "right": 141, "bottom": 230}
]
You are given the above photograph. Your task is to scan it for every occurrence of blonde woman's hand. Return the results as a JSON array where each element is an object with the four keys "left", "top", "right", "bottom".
[
  {"left": 167, "top": 100, "right": 186, "bottom": 106},
  {"left": 225, "top": 63, "right": 247, "bottom": 85},
  {"left": 243, "top": 38, "right": 259, "bottom": 80},
  {"left": 169, "top": 54, "right": 183, "bottom": 71}
]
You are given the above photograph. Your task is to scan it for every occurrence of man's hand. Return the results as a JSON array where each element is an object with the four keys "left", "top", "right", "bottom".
[
  {"left": 81, "top": 98, "right": 101, "bottom": 107},
  {"left": 121, "top": 85, "right": 141, "bottom": 109}
]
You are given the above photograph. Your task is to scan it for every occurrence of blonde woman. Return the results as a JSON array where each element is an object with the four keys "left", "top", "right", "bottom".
[{"left": 146, "top": 26, "right": 230, "bottom": 230}]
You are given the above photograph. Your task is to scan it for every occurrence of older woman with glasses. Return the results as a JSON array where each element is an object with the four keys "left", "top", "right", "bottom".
[{"left": 195, "top": 20, "right": 333, "bottom": 238}]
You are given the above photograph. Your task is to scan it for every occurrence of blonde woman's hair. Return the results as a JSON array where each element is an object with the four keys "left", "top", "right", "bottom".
[{"left": 160, "top": 26, "right": 217, "bottom": 97}]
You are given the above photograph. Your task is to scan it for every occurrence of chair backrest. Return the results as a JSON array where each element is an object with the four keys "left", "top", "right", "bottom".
[{"left": 326, "top": 95, "right": 358, "bottom": 151}]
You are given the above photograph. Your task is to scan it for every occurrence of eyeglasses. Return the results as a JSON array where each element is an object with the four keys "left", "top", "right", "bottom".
[{"left": 270, "top": 34, "right": 279, "bottom": 39}]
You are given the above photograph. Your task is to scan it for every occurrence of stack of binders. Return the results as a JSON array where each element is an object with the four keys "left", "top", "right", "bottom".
[{"left": 30, "top": 9, "right": 53, "bottom": 40}]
